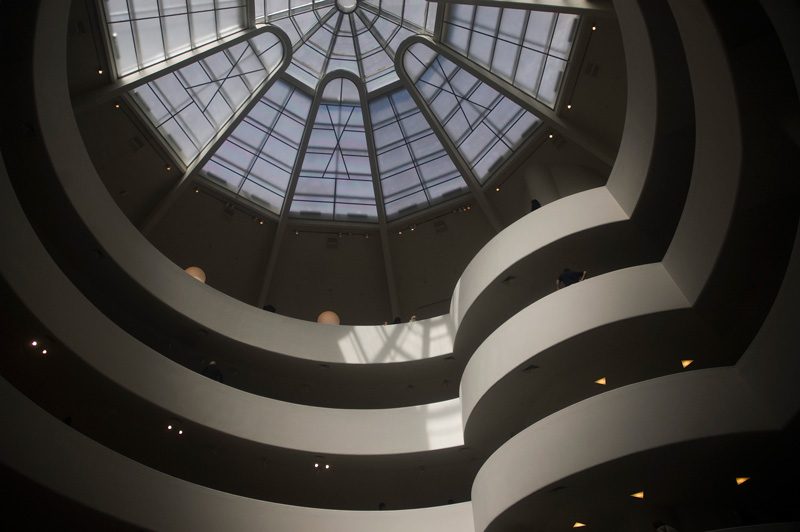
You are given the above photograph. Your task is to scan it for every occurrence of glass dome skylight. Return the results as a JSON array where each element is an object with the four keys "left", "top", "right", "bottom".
[{"left": 100, "top": 0, "right": 580, "bottom": 225}]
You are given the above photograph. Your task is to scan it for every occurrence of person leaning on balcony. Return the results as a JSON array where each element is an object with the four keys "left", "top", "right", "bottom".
[{"left": 556, "top": 268, "right": 587, "bottom": 290}]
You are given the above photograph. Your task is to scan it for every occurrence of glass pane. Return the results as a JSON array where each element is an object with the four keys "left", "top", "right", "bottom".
[
  {"left": 405, "top": 42, "right": 542, "bottom": 183},
  {"left": 442, "top": 5, "right": 578, "bottom": 109},
  {"left": 132, "top": 33, "right": 285, "bottom": 164},
  {"left": 101, "top": 0, "right": 248, "bottom": 76}
]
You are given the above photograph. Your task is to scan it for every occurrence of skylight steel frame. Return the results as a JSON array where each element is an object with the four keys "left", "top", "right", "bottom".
[
  {"left": 98, "top": 0, "right": 249, "bottom": 78},
  {"left": 95, "top": 0, "right": 604, "bottom": 234}
]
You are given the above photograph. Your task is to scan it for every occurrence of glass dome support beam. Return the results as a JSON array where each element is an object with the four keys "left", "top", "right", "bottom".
[
  {"left": 395, "top": 39, "right": 503, "bottom": 233},
  {"left": 138, "top": 30, "right": 293, "bottom": 236},
  {"left": 356, "top": 74, "right": 402, "bottom": 317},
  {"left": 257, "top": 70, "right": 336, "bottom": 306},
  {"left": 74, "top": 25, "right": 279, "bottom": 114},
  {"left": 246, "top": 0, "right": 258, "bottom": 29},
  {"left": 429, "top": 31, "right": 616, "bottom": 166},
  {"left": 429, "top": 0, "right": 615, "bottom": 18}
]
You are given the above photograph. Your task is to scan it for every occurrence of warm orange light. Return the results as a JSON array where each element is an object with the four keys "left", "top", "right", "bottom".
[
  {"left": 115, "top": 103, "right": 120, "bottom": 108},
  {"left": 681, "top": 359, "right": 693, "bottom": 368},
  {"left": 98, "top": 69, "right": 103, "bottom": 74},
  {"left": 594, "top": 377, "right": 607, "bottom": 385},
  {"left": 573, "top": 523, "right": 586, "bottom": 528},
  {"left": 631, "top": 491, "right": 644, "bottom": 498},
  {"left": 567, "top": 104, "right": 572, "bottom": 109},
  {"left": 592, "top": 26, "right": 597, "bottom": 31},
  {"left": 736, "top": 477, "right": 750, "bottom": 485}
]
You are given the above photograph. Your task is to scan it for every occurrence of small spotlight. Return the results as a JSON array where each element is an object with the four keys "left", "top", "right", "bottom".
[
  {"left": 31, "top": 341, "right": 38, "bottom": 346},
  {"left": 681, "top": 359, "right": 693, "bottom": 368},
  {"left": 365, "top": 233, "right": 369, "bottom": 239},
  {"left": 631, "top": 491, "right": 644, "bottom": 499},
  {"left": 549, "top": 134, "right": 554, "bottom": 139},
  {"left": 166, "top": 165, "right": 171, "bottom": 171},
  {"left": 178, "top": 430, "right": 183, "bottom": 435},
  {"left": 594, "top": 377, "right": 607, "bottom": 385},
  {"left": 496, "top": 187, "right": 500, "bottom": 192},
  {"left": 114, "top": 103, "right": 120, "bottom": 109},
  {"left": 574, "top": 524, "right": 586, "bottom": 528},
  {"left": 98, "top": 69, "right": 103, "bottom": 74},
  {"left": 592, "top": 26, "right": 597, "bottom": 31},
  {"left": 398, "top": 231, "right": 402, "bottom": 235},
  {"left": 325, "top": 464, "right": 330, "bottom": 469},
  {"left": 195, "top": 189, "right": 199, "bottom": 193},
  {"left": 567, "top": 104, "right": 572, "bottom": 109},
  {"left": 314, "top": 463, "right": 319, "bottom": 468},
  {"left": 295, "top": 231, "right": 299, "bottom": 235},
  {"left": 411, "top": 225, "right": 415, "bottom": 231},
  {"left": 736, "top": 477, "right": 750, "bottom": 485},
  {"left": 259, "top": 220, "right": 263, "bottom": 225},
  {"left": 41, "top": 350, "right": 47, "bottom": 355},
  {"left": 338, "top": 232, "right": 343, "bottom": 238},
  {"left": 168, "top": 425, "right": 173, "bottom": 430}
]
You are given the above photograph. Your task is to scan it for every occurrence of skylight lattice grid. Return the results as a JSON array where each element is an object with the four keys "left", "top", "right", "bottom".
[
  {"left": 102, "top": 0, "right": 247, "bottom": 77},
  {"left": 130, "top": 32, "right": 284, "bottom": 164},
  {"left": 404, "top": 43, "right": 542, "bottom": 183},
  {"left": 201, "top": 80, "right": 312, "bottom": 214},
  {"left": 260, "top": 0, "right": 435, "bottom": 92},
  {"left": 290, "top": 78, "right": 378, "bottom": 222},
  {"left": 370, "top": 88, "right": 468, "bottom": 220},
  {"left": 443, "top": 5, "right": 578, "bottom": 108}
]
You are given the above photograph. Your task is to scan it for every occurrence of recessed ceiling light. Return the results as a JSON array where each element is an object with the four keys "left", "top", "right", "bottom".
[
  {"left": 631, "top": 491, "right": 644, "bottom": 498},
  {"left": 31, "top": 341, "right": 37, "bottom": 346},
  {"left": 41, "top": 350, "right": 47, "bottom": 354},
  {"left": 594, "top": 377, "right": 607, "bottom": 385},
  {"left": 592, "top": 26, "right": 597, "bottom": 30},
  {"left": 573, "top": 523, "right": 586, "bottom": 528},
  {"left": 178, "top": 429, "right": 183, "bottom": 435},
  {"left": 168, "top": 425, "right": 172, "bottom": 430},
  {"left": 114, "top": 103, "right": 120, "bottom": 108},
  {"left": 549, "top": 134, "right": 554, "bottom": 139},
  {"left": 98, "top": 69, "right": 103, "bottom": 74},
  {"left": 325, "top": 464, "right": 330, "bottom": 469},
  {"left": 314, "top": 463, "right": 319, "bottom": 468},
  {"left": 681, "top": 359, "right": 693, "bottom": 368},
  {"left": 736, "top": 477, "right": 749, "bottom": 485},
  {"left": 567, "top": 104, "right": 572, "bottom": 109}
]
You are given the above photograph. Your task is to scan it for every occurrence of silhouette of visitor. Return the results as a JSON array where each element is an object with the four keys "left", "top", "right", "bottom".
[
  {"left": 201, "top": 361, "right": 224, "bottom": 383},
  {"left": 556, "top": 268, "right": 587, "bottom": 290}
]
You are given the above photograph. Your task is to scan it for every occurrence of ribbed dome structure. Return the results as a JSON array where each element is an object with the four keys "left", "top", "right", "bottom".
[{"left": 1, "top": 1, "right": 800, "bottom": 531}]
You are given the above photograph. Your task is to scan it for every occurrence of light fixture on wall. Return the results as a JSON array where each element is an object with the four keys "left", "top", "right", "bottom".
[{"left": 184, "top": 267, "right": 206, "bottom": 283}]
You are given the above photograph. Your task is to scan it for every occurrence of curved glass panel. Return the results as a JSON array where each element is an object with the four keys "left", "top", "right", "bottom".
[
  {"left": 370, "top": 88, "right": 468, "bottom": 220},
  {"left": 258, "top": 0, "right": 436, "bottom": 92},
  {"left": 201, "top": 79, "right": 312, "bottom": 214},
  {"left": 443, "top": 5, "right": 578, "bottom": 108},
  {"left": 130, "top": 32, "right": 284, "bottom": 165},
  {"left": 290, "top": 78, "right": 378, "bottom": 222},
  {"left": 102, "top": 0, "right": 247, "bottom": 77},
  {"left": 404, "top": 42, "right": 542, "bottom": 183}
]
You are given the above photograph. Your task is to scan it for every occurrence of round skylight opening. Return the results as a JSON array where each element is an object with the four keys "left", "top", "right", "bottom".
[{"left": 336, "top": 0, "right": 358, "bottom": 13}]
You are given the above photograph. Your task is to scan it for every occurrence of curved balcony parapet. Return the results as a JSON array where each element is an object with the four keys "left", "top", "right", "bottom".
[
  {"left": 470, "top": 368, "right": 776, "bottom": 532},
  {"left": 0, "top": 375, "right": 475, "bottom": 532}
]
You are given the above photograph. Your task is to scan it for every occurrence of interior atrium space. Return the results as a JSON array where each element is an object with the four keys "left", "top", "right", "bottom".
[{"left": 1, "top": 0, "right": 800, "bottom": 531}]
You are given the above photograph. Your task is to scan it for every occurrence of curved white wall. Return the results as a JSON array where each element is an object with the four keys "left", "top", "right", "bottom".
[{"left": 0, "top": 376, "right": 474, "bottom": 532}]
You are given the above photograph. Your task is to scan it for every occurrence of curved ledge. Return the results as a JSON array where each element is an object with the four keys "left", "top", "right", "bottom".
[
  {"left": 460, "top": 263, "right": 693, "bottom": 445},
  {"left": 0, "top": 376, "right": 475, "bottom": 532},
  {"left": 470, "top": 368, "right": 776, "bottom": 532},
  {"left": 0, "top": 152, "right": 463, "bottom": 457}
]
